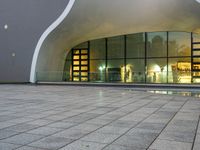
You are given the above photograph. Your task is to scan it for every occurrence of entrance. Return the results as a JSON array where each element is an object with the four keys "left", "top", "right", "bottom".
[{"left": 72, "top": 49, "right": 89, "bottom": 82}]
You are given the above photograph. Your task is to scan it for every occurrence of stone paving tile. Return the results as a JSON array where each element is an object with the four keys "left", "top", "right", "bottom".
[
  {"left": 164, "top": 122, "right": 197, "bottom": 133},
  {"left": 95, "top": 125, "right": 130, "bottom": 135},
  {"left": 7, "top": 117, "right": 34, "bottom": 124},
  {"left": 0, "top": 121, "right": 17, "bottom": 130},
  {"left": 16, "top": 145, "right": 47, "bottom": 150},
  {"left": 126, "top": 127, "right": 160, "bottom": 136},
  {"left": 0, "top": 142, "right": 21, "bottom": 150},
  {"left": 142, "top": 114, "right": 171, "bottom": 124},
  {"left": 0, "top": 115, "right": 19, "bottom": 122},
  {"left": 135, "top": 122, "right": 166, "bottom": 133},
  {"left": 193, "top": 143, "right": 200, "bottom": 150},
  {"left": 0, "top": 85, "right": 200, "bottom": 150},
  {"left": 1, "top": 133, "right": 43, "bottom": 145},
  {"left": 0, "top": 129, "right": 19, "bottom": 140},
  {"left": 196, "top": 132, "right": 200, "bottom": 140},
  {"left": 85, "top": 118, "right": 113, "bottom": 125},
  {"left": 59, "top": 140, "right": 106, "bottom": 150},
  {"left": 108, "top": 120, "right": 138, "bottom": 128},
  {"left": 158, "top": 130, "right": 195, "bottom": 143},
  {"left": 113, "top": 134, "right": 155, "bottom": 149},
  {"left": 5, "top": 123, "right": 40, "bottom": 133},
  {"left": 27, "top": 126, "right": 63, "bottom": 136},
  {"left": 149, "top": 139, "right": 192, "bottom": 150},
  {"left": 53, "top": 129, "right": 90, "bottom": 140},
  {"left": 81, "top": 132, "right": 120, "bottom": 144},
  {"left": 29, "top": 136, "right": 74, "bottom": 150},
  {"left": 193, "top": 131, "right": 200, "bottom": 150},
  {"left": 47, "top": 121, "right": 77, "bottom": 129},
  {"left": 69, "top": 123, "right": 102, "bottom": 132},
  {"left": 103, "top": 144, "right": 145, "bottom": 150},
  {"left": 28, "top": 119, "right": 54, "bottom": 126}
]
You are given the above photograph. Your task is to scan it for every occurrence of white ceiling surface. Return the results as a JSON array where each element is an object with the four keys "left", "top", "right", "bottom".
[{"left": 36, "top": 0, "right": 200, "bottom": 80}]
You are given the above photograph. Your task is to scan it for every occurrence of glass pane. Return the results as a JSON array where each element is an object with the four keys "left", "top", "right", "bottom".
[
  {"left": 73, "top": 50, "right": 80, "bottom": 54},
  {"left": 81, "top": 66, "right": 88, "bottom": 70},
  {"left": 169, "top": 32, "right": 191, "bottom": 57},
  {"left": 193, "top": 44, "right": 200, "bottom": 49},
  {"left": 126, "top": 33, "right": 145, "bottom": 58},
  {"left": 90, "top": 60, "right": 106, "bottom": 82},
  {"left": 81, "top": 72, "right": 88, "bottom": 76},
  {"left": 74, "top": 61, "right": 79, "bottom": 65},
  {"left": 193, "top": 33, "right": 200, "bottom": 43},
  {"left": 63, "top": 60, "right": 72, "bottom": 81},
  {"left": 81, "top": 55, "right": 88, "bottom": 59},
  {"left": 81, "top": 50, "right": 88, "bottom": 54},
  {"left": 81, "top": 77, "right": 88, "bottom": 81},
  {"left": 168, "top": 57, "right": 191, "bottom": 83},
  {"left": 193, "top": 58, "right": 200, "bottom": 63},
  {"left": 126, "top": 59, "right": 145, "bottom": 83},
  {"left": 193, "top": 51, "right": 200, "bottom": 56},
  {"left": 81, "top": 61, "right": 88, "bottom": 65},
  {"left": 73, "top": 77, "right": 79, "bottom": 81},
  {"left": 107, "top": 59, "right": 124, "bottom": 82},
  {"left": 147, "top": 32, "right": 167, "bottom": 57},
  {"left": 108, "top": 36, "right": 125, "bottom": 59},
  {"left": 73, "top": 55, "right": 79, "bottom": 59},
  {"left": 90, "top": 39, "right": 106, "bottom": 59},
  {"left": 73, "top": 72, "right": 79, "bottom": 76},
  {"left": 73, "top": 66, "right": 79, "bottom": 71},
  {"left": 147, "top": 58, "right": 167, "bottom": 83}
]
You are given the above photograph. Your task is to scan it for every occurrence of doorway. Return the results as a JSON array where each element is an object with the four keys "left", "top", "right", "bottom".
[{"left": 72, "top": 49, "right": 89, "bottom": 81}]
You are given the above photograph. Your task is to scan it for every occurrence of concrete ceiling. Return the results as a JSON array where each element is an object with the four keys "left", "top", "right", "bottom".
[{"left": 32, "top": 0, "right": 200, "bottom": 82}]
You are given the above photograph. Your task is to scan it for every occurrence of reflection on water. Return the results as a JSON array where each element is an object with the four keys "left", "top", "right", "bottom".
[{"left": 148, "top": 90, "right": 200, "bottom": 98}]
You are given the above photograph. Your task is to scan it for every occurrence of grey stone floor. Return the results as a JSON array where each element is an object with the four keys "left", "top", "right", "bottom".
[{"left": 0, "top": 85, "right": 200, "bottom": 150}]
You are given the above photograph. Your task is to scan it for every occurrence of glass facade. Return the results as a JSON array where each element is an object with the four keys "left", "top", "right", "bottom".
[{"left": 64, "top": 32, "right": 200, "bottom": 84}]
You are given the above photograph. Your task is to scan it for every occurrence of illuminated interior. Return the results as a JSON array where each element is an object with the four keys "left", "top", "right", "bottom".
[{"left": 63, "top": 31, "right": 200, "bottom": 84}]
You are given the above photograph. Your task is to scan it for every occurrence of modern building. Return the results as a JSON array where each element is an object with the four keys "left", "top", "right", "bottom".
[{"left": 1, "top": 0, "right": 200, "bottom": 84}]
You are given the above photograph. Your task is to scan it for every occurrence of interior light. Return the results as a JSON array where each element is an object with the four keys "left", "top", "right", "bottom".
[
  {"left": 12, "top": 53, "right": 15, "bottom": 57},
  {"left": 99, "top": 66, "right": 105, "bottom": 71},
  {"left": 4, "top": 24, "right": 8, "bottom": 30},
  {"left": 99, "top": 66, "right": 103, "bottom": 71},
  {"left": 153, "top": 65, "right": 161, "bottom": 72}
]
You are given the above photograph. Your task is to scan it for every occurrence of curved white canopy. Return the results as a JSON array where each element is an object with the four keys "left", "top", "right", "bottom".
[{"left": 30, "top": 0, "right": 200, "bottom": 83}]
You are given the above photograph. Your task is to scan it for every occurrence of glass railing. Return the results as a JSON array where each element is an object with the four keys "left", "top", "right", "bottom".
[
  {"left": 36, "top": 71, "right": 67, "bottom": 82},
  {"left": 35, "top": 70, "right": 200, "bottom": 83}
]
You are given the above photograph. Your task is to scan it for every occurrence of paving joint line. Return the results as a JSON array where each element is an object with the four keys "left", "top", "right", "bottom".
[
  {"left": 56, "top": 96, "right": 156, "bottom": 149},
  {"left": 146, "top": 97, "right": 191, "bottom": 150},
  {"left": 101, "top": 95, "right": 176, "bottom": 150},
  {"left": 3, "top": 92, "right": 149, "bottom": 149},
  {"left": 192, "top": 114, "right": 200, "bottom": 150}
]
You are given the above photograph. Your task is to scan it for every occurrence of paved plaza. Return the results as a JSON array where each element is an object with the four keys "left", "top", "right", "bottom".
[{"left": 0, "top": 85, "right": 200, "bottom": 150}]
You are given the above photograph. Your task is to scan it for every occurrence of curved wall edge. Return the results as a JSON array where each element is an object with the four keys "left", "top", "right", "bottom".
[{"left": 30, "top": 0, "right": 76, "bottom": 83}]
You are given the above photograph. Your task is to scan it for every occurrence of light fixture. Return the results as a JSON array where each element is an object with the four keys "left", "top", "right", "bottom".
[
  {"left": 99, "top": 66, "right": 103, "bottom": 71},
  {"left": 12, "top": 53, "right": 15, "bottom": 57},
  {"left": 4, "top": 24, "right": 8, "bottom": 30},
  {"left": 99, "top": 66, "right": 105, "bottom": 71}
]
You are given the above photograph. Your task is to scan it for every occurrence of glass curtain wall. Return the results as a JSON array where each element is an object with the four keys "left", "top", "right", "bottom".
[
  {"left": 126, "top": 33, "right": 145, "bottom": 83},
  {"left": 147, "top": 32, "right": 167, "bottom": 83},
  {"left": 168, "top": 32, "right": 191, "bottom": 83},
  {"left": 90, "top": 39, "right": 106, "bottom": 82},
  {"left": 64, "top": 32, "right": 200, "bottom": 84},
  {"left": 107, "top": 36, "right": 125, "bottom": 82}
]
